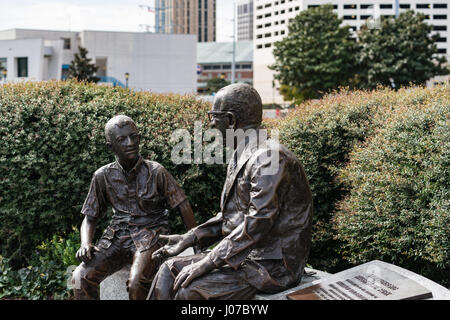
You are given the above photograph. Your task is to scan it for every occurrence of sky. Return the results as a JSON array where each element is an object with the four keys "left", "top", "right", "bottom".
[{"left": 0, "top": 0, "right": 235, "bottom": 42}]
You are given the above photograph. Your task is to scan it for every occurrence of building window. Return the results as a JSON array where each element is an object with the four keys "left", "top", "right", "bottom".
[
  {"left": 343, "top": 15, "right": 357, "bottom": 20},
  {"left": 416, "top": 4, "right": 431, "bottom": 9},
  {"left": 436, "top": 37, "right": 447, "bottom": 42},
  {"left": 380, "top": 4, "right": 393, "bottom": 9},
  {"left": 257, "top": 44, "right": 263, "bottom": 49},
  {"left": 0, "top": 57, "right": 6, "bottom": 80},
  {"left": 308, "top": 5, "right": 319, "bottom": 8},
  {"left": 17, "top": 57, "right": 28, "bottom": 78},
  {"left": 360, "top": 4, "right": 373, "bottom": 9},
  {"left": 400, "top": 4, "right": 411, "bottom": 9},
  {"left": 61, "top": 38, "right": 71, "bottom": 50},
  {"left": 265, "top": 33, "right": 271, "bottom": 37},
  {"left": 434, "top": 15, "right": 447, "bottom": 19},
  {"left": 257, "top": 34, "right": 263, "bottom": 39},
  {"left": 433, "top": 4, "right": 447, "bottom": 9},
  {"left": 265, "top": 43, "right": 271, "bottom": 48},
  {"left": 344, "top": 4, "right": 357, "bottom": 9},
  {"left": 437, "top": 48, "right": 447, "bottom": 53},
  {"left": 433, "top": 25, "right": 447, "bottom": 31},
  {"left": 360, "top": 15, "right": 371, "bottom": 20}
]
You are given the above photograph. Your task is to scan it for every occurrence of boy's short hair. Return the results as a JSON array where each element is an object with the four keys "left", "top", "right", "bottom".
[{"left": 104, "top": 115, "right": 137, "bottom": 143}]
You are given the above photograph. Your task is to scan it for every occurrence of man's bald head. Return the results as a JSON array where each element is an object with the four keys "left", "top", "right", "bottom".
[{"left": 213, "top": 83, "right": 263, "bottom": 129}]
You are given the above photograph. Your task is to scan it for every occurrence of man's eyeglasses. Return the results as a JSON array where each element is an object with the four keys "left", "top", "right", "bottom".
[{"left": 207, "top": 111, "right": 230, "bottom": 121}]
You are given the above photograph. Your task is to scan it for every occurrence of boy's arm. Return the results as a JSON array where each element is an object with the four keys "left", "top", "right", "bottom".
[
  {"left": 76, "top": 216, "right": 99, "bottom": 262},
  {"left": 178, "top": 199, "right": 197, "bottom": 230}
]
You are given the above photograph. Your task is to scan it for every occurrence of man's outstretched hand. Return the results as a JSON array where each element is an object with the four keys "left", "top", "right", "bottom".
[{"left": 152, "top": 232, "right": 196, "bottom": 260}]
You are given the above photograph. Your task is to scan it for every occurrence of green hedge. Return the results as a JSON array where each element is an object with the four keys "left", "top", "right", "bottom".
[
  {"left": 0, "top": 228, "right": 80, "bottom": 299},
  {"left": 334, "top": 97, "right": 449, "bottom": 286},
  {"left": 1, "top": 80, "right": 449, "bottom": 291},
  {"left": 0, "top": 81, "right": 225, "bottom": 264},
  {"left": 274, "top": 85, "right": 449, "bottom": 277}
]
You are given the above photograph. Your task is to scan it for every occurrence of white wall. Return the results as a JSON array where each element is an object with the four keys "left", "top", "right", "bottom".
[
  {"left": 81, "top": 31, "right": 197, "bottom": 94},
  {"left": 0, "top": 39, "right": 44, "bottom": 81}
]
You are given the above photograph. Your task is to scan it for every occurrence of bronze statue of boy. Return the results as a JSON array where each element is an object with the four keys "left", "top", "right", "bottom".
[{"left": 72, "top": 115, "right": 197, "bottom": 300}]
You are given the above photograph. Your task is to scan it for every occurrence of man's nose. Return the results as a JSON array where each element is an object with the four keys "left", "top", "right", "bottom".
[
  {"left": 125, "top": 136, "right": 134, "bottom": 146},
  {"left": 210, "top": 118, "right": 217, "bottom": 128}
]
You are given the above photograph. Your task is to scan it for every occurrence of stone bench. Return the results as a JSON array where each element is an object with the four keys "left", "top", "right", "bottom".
[
  {"left": 99, "top": 249, "right": 450, "bottom": 300},
  {"left": 99, "top": 247, "right": 331, "bottom": 300}
]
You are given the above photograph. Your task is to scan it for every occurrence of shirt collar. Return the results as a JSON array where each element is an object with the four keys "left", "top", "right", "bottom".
[{"left": 114, "top": 155, "right": 144, "bottom": 176}]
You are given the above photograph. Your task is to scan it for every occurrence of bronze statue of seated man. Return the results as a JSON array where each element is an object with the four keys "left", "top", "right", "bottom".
[{"left": 148, "top": 84, "right": 313, "bottom": 300}]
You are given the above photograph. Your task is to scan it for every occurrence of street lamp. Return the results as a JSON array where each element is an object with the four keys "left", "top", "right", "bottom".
[{"left": 124, "top": 72, "right": 129, "bottom": 88}]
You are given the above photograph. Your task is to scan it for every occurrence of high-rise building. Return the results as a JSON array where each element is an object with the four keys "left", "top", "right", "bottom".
[
  {"left": 253, "top": 0, "right": 449, "bottom": 105},
  {"left": 155, "top": 0, "right": 216, "bottom": 42},
  {"left": 237, "top": 0, "right": 254, "bottom": 41}
]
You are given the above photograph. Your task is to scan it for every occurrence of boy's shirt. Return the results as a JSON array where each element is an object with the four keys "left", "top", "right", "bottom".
[{"left": 81, "top": 155, "right": 187, "bottom": 252}]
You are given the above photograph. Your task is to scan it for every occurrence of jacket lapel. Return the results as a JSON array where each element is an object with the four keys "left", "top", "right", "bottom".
[{"left": 220, "top": 139, "right": 257, "bottom": 210}]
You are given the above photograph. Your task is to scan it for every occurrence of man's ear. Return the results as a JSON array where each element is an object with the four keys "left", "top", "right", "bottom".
[{"left": 227, "top": 112, "right": 237, "bottom": 129}]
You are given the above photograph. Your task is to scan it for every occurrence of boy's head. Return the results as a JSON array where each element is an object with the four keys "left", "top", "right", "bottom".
[{"left": 105, "top": 115, "right": 140, "bottom": 164}]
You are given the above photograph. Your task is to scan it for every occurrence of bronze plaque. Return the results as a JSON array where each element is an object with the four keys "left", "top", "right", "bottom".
[{"left": 288, "top": 261, "right": 433, "bottom": 300}]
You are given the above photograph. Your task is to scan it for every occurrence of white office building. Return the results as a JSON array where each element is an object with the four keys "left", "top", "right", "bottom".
[
  {"left": 253, "top": 0, "right": 450, "bottom": 104},
  {"left": 0, "top": 29, "right": 197, "bottom": 94}
]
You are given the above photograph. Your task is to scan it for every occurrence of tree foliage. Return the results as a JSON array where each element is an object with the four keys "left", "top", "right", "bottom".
[
  {"left": 270, "top": 4, "right": 358, "bottom": 100},
  {"left": 357, "top": 11, "right": 449, "bottom": 89},
  {"left": 67, "top": 46, "right": 100, "bottom": 83},
  {"left": 206, "top": 78, "right": 231, "bottom": 95},
  {"left": 271, "top": 7, "right": 449, "bottom": 103}
]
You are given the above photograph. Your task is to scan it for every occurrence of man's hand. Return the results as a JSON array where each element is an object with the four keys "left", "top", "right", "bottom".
[
  {"left": 76, "top": 243, "right": 99, "bottom": 263},
  {"left": 173, "top": 256, "right": 215, "bottom": 291},
  {"left": 152, "top": 232, "right": 196, "bottom": 260}
]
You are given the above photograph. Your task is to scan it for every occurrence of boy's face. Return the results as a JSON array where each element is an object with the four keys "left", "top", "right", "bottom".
[{"left": 108, "top": 124, "right": 140, "bottom": 164}]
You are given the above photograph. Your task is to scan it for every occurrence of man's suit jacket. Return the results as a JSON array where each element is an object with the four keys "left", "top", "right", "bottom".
[{"left": 192, "top": 135, "right": 313, "bottom": 292}]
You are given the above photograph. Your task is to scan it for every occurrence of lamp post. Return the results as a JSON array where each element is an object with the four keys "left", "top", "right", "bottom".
[
  {"left": 124, "top": 72, "right": 129, "bottom": 88},
  {"left": 231, "top": 1, "right": 236, "bottom": 84}
]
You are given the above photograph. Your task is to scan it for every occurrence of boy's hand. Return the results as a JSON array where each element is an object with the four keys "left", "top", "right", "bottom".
[
  {"left": 153, "top": 232, "right": 195, "bottom": 260},
  {"left": 76, "top": 243, "right": 99, "bottom": 263}
]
